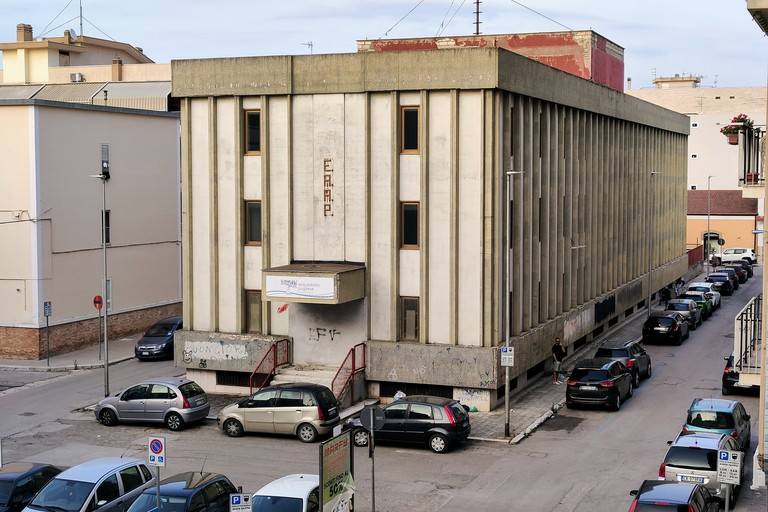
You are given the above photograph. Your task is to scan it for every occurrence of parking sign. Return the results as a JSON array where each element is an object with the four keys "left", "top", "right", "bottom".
[
  {"left": 148, "top": 436, "right": 166, "bottom": 467},
  {"left": 229, "top": 494, "right": 250, "bottom": 512},
  {"left": 717, "top": 450, "right": 741, "bottom": 485}
]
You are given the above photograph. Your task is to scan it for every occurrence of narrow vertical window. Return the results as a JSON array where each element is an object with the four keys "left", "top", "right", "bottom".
[
  {"left": 401, "top": 202, "right": 419, "bottom": 248},
  {"left": 245, "top": 110, "right": 261, "bottom": 154},
  {"left": 401, "top": 106, "right": 419, "bottom": 153},
  {"left": 102, "top": 210, "right": 111, "bottom": 245},
  {"left": 246, "top": 201, "right": 262, "bottom": 245},
  {"left": 246, "top": 290, "right": 262, "bottom": 333},
  {"left": 400, "top": 297, "right": 419, "bottom": 341}
]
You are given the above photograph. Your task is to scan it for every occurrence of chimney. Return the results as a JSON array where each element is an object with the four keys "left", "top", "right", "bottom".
[
  {"left": 17, "top": 23, "right": 33, "bottom": 42},
  {"left": 111, "top": 57, "right": 123, "bottom": 81},
  {"left": 626, "top": 77, "right": 632, "bottom": 91}
]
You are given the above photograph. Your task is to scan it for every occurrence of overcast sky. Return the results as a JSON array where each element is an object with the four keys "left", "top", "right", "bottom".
[{"left": 1, "top": 0, "right": 766, "bottom": 89}]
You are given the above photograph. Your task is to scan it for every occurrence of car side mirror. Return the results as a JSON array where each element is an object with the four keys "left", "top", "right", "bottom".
[
  {"left": 667, "top": 440, "right": 673, "bottom": 445},
  {"left": 745, "top": 414, "right": 750, "bottom": 421},
  {"left": 724, "top": 356, "right": 730, "bottom": 361},
  {"left": 629, "top": 490, "right": 638, "bottom": 497}
]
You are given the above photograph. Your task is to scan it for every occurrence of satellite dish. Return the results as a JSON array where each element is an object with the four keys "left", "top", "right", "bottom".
[{"left": 69, "top": 28, "right": 78, "bottom": 40}]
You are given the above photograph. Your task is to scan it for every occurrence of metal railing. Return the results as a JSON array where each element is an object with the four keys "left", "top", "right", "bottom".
[
  {"left": 249, "top": 339, "right": 291, "bottom": 394},
  {"left": 734, "top": 294, "right": 762, "bottom": 375},
  {"left": 331, "top": 343, "right": 366, "bottom": 399}
]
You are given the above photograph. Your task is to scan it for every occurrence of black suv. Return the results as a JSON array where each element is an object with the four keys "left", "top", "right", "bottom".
[
  {"left": 594, "top": 339, "right": 652, "bottom": 388},
  {"left": 0, "top": 463, "right": 62, "bottom": 512},
  {"left": 642, "top": 311, "right": 689, "bottom": 345},
  {"left": 705, "top": 273, "right": 734, "bottom": 296},
  {"left": 342, "top": 395, "right": 471, "bottom": 453},
  {"left": 722, "top": 353, "right": 761, "bottom": 396},
  {"left": 565, "top": 358, "right": 633, "bottom": 411},
  {"left": 628, "top": 480, "right": 719, "bottom": 511}
]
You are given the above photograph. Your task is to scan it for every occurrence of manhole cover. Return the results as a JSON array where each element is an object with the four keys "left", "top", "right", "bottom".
[{"left": 535, "top": 415, "right": 583, "bottom": 432}]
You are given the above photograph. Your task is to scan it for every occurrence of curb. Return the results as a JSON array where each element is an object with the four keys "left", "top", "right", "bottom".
[
  {"left": 0, "top": 355, "right": 135, "bottom": 373},
  {"left": 510, "top": 398, "right": 566, "bottom": 444}
]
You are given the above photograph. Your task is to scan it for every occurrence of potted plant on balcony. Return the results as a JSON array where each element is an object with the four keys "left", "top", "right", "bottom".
[{"left": 721, "top": 113, "right": 754, "bottom": 145}]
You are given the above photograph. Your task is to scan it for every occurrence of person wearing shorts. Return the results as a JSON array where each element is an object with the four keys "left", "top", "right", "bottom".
[{"left": 552, "top": 337, "right": 565, "bottom": 384}]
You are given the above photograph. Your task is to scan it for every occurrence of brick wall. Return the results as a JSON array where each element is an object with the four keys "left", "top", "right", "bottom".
[{"left": 0, "top": 303, "right": 182, "bottom": 360}]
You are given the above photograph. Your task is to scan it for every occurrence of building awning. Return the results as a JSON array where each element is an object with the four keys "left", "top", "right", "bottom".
[{"left": 262, "top": 263, "right": 366, "bottom": 304}]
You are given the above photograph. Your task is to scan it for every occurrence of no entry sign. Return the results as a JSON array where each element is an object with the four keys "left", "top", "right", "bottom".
[{"left": 93, "top": 295, "right": 103, "bottom": 310}]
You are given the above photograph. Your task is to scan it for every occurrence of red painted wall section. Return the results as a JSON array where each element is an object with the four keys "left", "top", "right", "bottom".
[{"left": 357, "top": 31, "right": 625, "bottom": 92}]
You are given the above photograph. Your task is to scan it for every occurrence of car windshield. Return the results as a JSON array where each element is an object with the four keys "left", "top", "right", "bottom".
[
  {"left": 0, "top": 481, "right": 12, "bottom": 506},
  {"left": 179, "top": 381, "right": 206, "bottom": 398},
  {"left": 647, "top": 317, "right": 674, "bottom": 327},
  {"left": 569, "top": 369, "right": 609, "bottom": 382},
  {"left": 29, "top": 479, "right": 95, "bottom": 512},
  {"left": 688, "top": 286, "right": 709, "bottom": 292},
  {"left": 128, "top": 494, "right": 188, "bottom": 512},
  {"left": 144, "top": 323, "right": 176, "bottom": 337},
  {"left": 664, "top": 446, "right": 717, "bottom": 471},
  {"left": 708, "top": 276, "right": 727, "bottom": 282},
  {"left": 634, "top": 505, "right": 688, "bottom": 512},
  {"left": 666, "top": 304, "right": 689, "bottom": 311},
  {"left": 448, "top": 402, "right": 469, "bottom": 422},
  {"left": 687, "top": 411, "right": 735, "bottom": 429},
  {"left": 594, "top": 348, "right": 628, "bottom": 358},
  {"left": 251, "top": 495, "right": 303, "bottom": 512},
  {"left": 314, "top": 388, "right": 339, "bottom": 410}
]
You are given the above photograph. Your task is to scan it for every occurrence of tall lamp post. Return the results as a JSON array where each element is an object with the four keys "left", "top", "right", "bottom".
[
  {"left": 504, "top": 170, "right": 523, "bottom": 437},
  {"left": 706, "top": 175, "right": 714, "bottom": 277},
  {"left": 647, "top": 171, "right": 659, "bottom": 316},
  {"left": 90, "top": 153, "right": 110, "bottom": 397}
]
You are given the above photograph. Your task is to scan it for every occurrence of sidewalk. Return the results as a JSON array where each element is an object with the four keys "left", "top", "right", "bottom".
[{"left": 0, "top": 305, "right": 650, "bottom": 444}]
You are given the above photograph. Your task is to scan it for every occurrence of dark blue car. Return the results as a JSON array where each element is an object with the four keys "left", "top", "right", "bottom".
[
  {"left": 0, "top": 463, "right": 62, "bottom": 512},
  {"left": 126, "top": 473, "right": 237, "bottom": 512}
]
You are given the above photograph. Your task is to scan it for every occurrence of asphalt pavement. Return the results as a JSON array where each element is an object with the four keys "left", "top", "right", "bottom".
[{"left": 0, "top": 278, "right": 701, "bottom": 445}]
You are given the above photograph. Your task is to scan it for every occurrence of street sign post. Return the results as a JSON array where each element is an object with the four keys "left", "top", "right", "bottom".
[
  {"left": 44, "top": 301, "right": 52, "bottom": 366},
  {"left": 501, "top": 346, "right": 514, "bottom": 367},
  {"left": 717, "top": 449, "right": 742, "bottom": 512},
  {"left": 148, "top": 437, "right": 166, "bottom": 467}
]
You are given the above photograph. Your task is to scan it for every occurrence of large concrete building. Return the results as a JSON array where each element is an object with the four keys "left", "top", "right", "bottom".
[
  {"left": 171, "top": 44, "right": 689, "bottom": 411},
  {"left": 0, "top": 24, "right": 180, "bottom": 358}
]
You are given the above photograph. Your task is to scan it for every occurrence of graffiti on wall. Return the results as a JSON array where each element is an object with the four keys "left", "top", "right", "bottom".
[
  {"left": 563, "top": 309, "right": 594, "bottom": 342},
  {"left": 309, "top": 327, "right": 342, "bottom": 342},
  {"left": 323, "top": 157, "right": 334, "bottom": 216},
  {"left": 181, "top": 341, "right": 248, "bottom": 364}
]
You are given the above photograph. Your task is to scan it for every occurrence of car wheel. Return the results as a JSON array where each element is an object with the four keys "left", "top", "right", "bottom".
[
  {"left": 223, "top": 418, "right": 244, "bottom": 437},
  {"left": 297, "top": 423, "right": 318, "bottom": 443},
  {"left": 631, "top": 371, "right": 640, "bottom": 389},
  {"left": 611, "top": 391, "right": 621, "bottom": 411},
  {"left": 626, "top": 383, "right": 633, "bottom": 399},
  {"left": 675, "top": 333, "right": 683, "bottom": 346},
  {"left": 690, "top": 320, "right": 697, "bottom": 331},
  {"left": 165, "top": 412, "right": 185, "bottom": 431},
  {"left": 352, "top": 428, "right": 369, "bottom": 447},
  {"left": 99, "top": 409, "right": 118, "bottom": 426},
  {"left": 428, "top": 434, "right": 449, "bottom": 453},
  {"left": 645, "top": 362, "right": 652, "bottom": 379},
  {"left": 721, "top": 384, "right": 731, "bottom": 396}
]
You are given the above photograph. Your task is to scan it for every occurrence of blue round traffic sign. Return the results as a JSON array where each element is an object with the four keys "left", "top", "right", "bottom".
[{"left": 150, "top": 439, "right": 163, "bottom": 454}]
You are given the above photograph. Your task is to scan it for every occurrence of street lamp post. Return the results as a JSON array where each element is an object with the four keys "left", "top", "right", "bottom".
[
  {"left": 647, "top": 171, "right": 658, "bottom": 316},
  {"left": 90, "top": 171, "right": 110, "bottom": 397},
  {"left": 707, "top": 175, "right": 714, "bottom": 277},
  {"left": 504, "top": 170, "right": 523, "bottom": 437}
]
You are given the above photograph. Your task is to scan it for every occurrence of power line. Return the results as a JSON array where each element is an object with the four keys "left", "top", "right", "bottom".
[
  {"left": 507, "top": 0, "right": 573, "bottom": 31},
  {"left": 380, "top": 0, "right": 427, "bottom": 39}
]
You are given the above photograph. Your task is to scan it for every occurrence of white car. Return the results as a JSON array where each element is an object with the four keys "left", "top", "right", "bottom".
[
  {"left": 711, "top": 247, "right": 757, "bottom": 265},
  {"left": 252, "top": 474, "right": 320, "bottom": 512},
  {"left": 686, "top": 282, "right": 721, "bottom": 309}
]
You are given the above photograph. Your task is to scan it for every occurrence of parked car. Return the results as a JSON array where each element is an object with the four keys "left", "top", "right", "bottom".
[
  {"left": 23, "top": 457, "right": 155, "bottom": 512},
  {"left": 593, "top": 339, "right": 652, "bottom": 388},
  {"left": 0, "top": 463, "right": 62, "bottom": 512},
  {"left": 722, "top": 264, "right": 747, "bottom": 283},
  {"left": 704, "top": 273, "right": 733, "bottom": 296},
  {"left": 714, "top": 267, "right": 739, "bottom": 290},
  {"left": 678, "top": 290, "right": 714, "bottom": 320},
  {"left": 642, "top": 311, "right": 689, "bottom": 345},
  {"left": 686, "top": 281, "right": 721, "bottom": 309},
  {"left": 682, "top": 398, "right": 751, "bottom": 451},
  {"left": 134, "top": 316, "right": 183, "bottom": 361},
  {"left": 665, "top": 298, "right": 702, "bottom": 330},
  {"left": 711, "top": 247, "right": 757, "bottom": 265},
  {"left": 729, "top": 259, "right": 753, "bottom": 278},
  {"left": 126, "top": 472, "right": 237, "bottom": 512},
  {"left": 565, "top": 358, "right": 633, "bottom": 410},
  {"left": 94, "top": 377, "right": 209, "bottom": 431},
  {"left": 218, "top": 383, "right": 340, "bottom": 443},
  {"left": 342, "top": 395, "right": 471, "bottom": 453},
  {"left": 251, "top": 474, "right": 319, "bottom": 512},
  {"left": 628, "top": 481, "right": 719, "bottom": 512},
  {"left": 658, "top": 431, "right": 743, "bottom": 507},
  {"left": 722, "top": 353, "right": 762, "bottom": 396}
]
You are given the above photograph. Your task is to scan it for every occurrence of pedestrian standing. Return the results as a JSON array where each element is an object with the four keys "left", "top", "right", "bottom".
[{"left": 552, "top": 337, "right": 565, "bottom": 384}]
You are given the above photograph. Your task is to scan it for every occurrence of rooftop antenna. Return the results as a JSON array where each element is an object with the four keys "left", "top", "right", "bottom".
[
  {"left": 474, "top": 0, "right": 482, "bottom": 35},
  {"left": 301, "top": 41, "right": 313, "bottom": 54},
  {"left": 79, "top": 0, "right": 83, "bottom": 38}
]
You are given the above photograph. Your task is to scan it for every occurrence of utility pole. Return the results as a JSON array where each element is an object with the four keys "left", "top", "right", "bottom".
[{"left": 474, "top": 0, "right": 482, "bottom": 35}]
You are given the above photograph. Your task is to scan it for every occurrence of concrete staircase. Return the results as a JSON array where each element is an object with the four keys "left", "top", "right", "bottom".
[{"left": 270, "top": 363, "right": 339, "bottom": 391}]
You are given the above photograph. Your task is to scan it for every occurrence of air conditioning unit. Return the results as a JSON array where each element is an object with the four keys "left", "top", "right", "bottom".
[{"left": 70, "top": 72, "right": 84, "bottom": 82}]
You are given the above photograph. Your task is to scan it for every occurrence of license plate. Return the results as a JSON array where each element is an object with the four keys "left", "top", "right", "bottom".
[
  {"left": 142, "top": 351, "right": 149, "bottom": 356},
  {"left": 580, "top": 385, "right": 597, "bottom": 391},
  {"left": 680, "top": 475, "right": 705, "bottom": 484}
]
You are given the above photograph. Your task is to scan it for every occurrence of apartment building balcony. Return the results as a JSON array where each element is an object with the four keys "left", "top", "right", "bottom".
[{"left": 737, "top": 126, "right": 765, "bottom": 199}]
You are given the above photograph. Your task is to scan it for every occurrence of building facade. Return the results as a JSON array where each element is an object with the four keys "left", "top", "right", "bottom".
[{"left": 172, "top": 47, "right": 689, "bottom": 410}]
